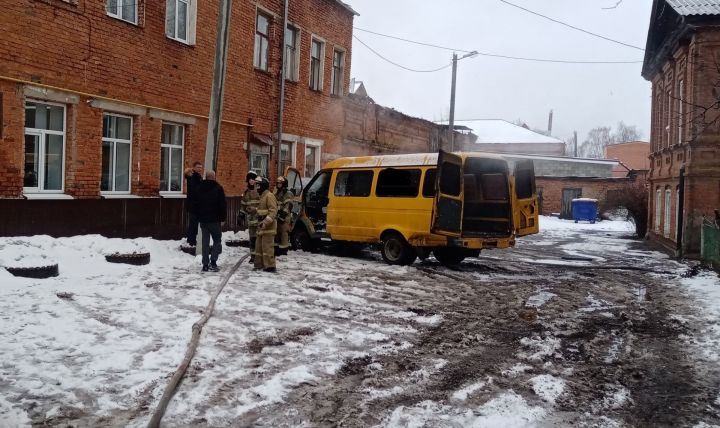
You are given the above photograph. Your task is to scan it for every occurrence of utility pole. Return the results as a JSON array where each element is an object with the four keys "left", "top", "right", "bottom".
[
  {"left": 547, "top": 109, "right": 553, "bottom": 135},
  {"left": 204, "top": 0, "right": 233, "bottom": 172},
  {"left": 574, "top": 131, "right": 578, "bottom": 157},
  {"left": 276, "top": 0, "right": 289, "bottom": 179},
  {"left": 448, "top": 53, "right": 458, "bottom": 152}
]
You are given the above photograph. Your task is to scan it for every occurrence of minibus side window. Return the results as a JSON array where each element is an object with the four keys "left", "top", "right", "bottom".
[
  {"left": 422, "top": 169, "right": 437, "bottom": 198},
  {"left": 439, "top": 162, "right": 461, "bottom": 196},
  {"left": 376, "top": 168, "right": 421, "bottom": 197},
  {"left": 334, "top": 170, "right": 373, "bottom": 197}
]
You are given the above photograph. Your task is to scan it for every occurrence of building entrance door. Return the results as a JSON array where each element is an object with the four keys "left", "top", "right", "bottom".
[{"left": 561, "top": 188, "right": 582, "bottom": 219}]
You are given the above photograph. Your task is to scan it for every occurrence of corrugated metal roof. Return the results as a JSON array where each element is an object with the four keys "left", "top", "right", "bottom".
[{"left": 665, "top": 0, "right": 720, "bottom": 15}]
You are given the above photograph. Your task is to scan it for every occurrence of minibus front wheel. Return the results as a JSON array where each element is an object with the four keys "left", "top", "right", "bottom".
[
  {"left": 380, "top": 231, "right": 417, "bottom": 265},
  {"left": 291, "top": 225, "right": 319, "bottom": 252}
]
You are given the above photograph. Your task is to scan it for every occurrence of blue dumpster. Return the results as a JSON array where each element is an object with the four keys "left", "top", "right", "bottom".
[{"left": 572, "top": 198, "right": 598, "bottom": 223}]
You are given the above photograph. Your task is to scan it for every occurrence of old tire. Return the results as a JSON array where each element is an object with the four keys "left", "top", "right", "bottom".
[
  {"left": 180, "top": 244, "right": 196, "bottom": 256},
  {"left": 433, "top": 248, "right": 466, "bottom": 266},
  {"left": 225, "top": 239, "right": 248, "bottom": 247},
  {"left": 291, "top": 225, "right": 319, "bottom": 252},
  {"left": 6, "top": 264, "right": 59, "bottom": 279},
  {"left": 380, "top": 232, "right": 416, "bottom": 265},
  {"left": 105, "top": 252, "right": 150, "bottom": 266}
]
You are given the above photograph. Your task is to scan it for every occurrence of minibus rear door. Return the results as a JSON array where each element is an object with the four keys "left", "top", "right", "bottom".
[
  {"left": 431, "top": 151, "right": 464, "bottom": 237},
  {"left": 512, "top": 159, "right": 539, "bottom": 236},
  {"left": 284, "top": 167, "right": 304, "bottom": 222}
]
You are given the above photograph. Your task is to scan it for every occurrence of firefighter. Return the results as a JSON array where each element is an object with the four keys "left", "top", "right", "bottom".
[
  {"left": 274, "top": 175, "right": 293, "bottom": 256},
  {"left": 254, "top": 177, "right": 278, "bottom": 272},
  {"left": 240, "top": 172, "right": 260, "bottom": 263}
]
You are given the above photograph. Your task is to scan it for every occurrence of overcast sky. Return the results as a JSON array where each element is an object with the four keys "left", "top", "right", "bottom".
[{"left": 348, "top": 0, "right": 652, "bottom": 145}]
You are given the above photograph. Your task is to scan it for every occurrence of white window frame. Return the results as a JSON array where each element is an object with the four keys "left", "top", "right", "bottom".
[
  {"left": 101, "top": 113, "right": 133, "bottom": 195},
  {"left": 664, "top": 188, "right": 672, "bottom": 238},
  {"left": 254, "top": 11, "right": 271, "bottom": 71},
  {"left": 303, "top": 139, "right": 323, "bottom": 178},
  {"left": 675, "top": 187, "right": 681, "bottom": 241},
  {"left": 309, "top": 35, "right": 326, "bottom": 91},
  {"left": 284, "top": 24, "right": 300, "bottom": 81},
  {"left": 677, "top": 79, "right": 684, "bottom": 145},
  {"left": 250, "top": 152, "right": 270, "bottom": 178},
  {"left": 654, "top": 188, "right": 662, "bottom": 233},
  {"left": 166, "top": 0, "right": 197, "bottom": 45},
  {"left": 106, "top": 0, "right": 137, "bottom": 25},
  {"left": 160, "top": 122, "right": 185, "bottom": 194},
  {"left": 331, "top": 47, "right": 345, "bottom": 96},
  {"left": 280, "top": 140, "right": 297, "bottom": 173},
  {"left": 23, "top": 100, "right": 66, "bottom": 194},
  {"left": 665, "top": 90, "right": 672, "bottom": 148}
]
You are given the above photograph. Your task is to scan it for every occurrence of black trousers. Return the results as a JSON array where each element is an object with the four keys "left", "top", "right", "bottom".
[
  {"left": 200, "top": 222, "right": 222, "bottom": 265},
  {"left": 187, "top": 212, "right": 199, "bottom": 245}
]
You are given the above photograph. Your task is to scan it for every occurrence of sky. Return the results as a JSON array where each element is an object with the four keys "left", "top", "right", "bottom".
[{"left": 347, "top": 0, "right": 653, "bottom": 145}]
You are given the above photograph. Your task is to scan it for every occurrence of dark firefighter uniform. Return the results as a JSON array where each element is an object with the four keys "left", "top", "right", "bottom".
[{"left": 240, "top": 172, "right": 260, "bottom": 263}]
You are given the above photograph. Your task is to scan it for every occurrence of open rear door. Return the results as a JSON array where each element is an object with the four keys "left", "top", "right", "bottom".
[
  {"left": 512, "top": 159, "right": 539, "bottom": 236},
  {"left": 431, "top": 150, "right": 464, "bottom": 237},
  {"left": 284, "top": 166, "right": 304, "bottom": 219}
]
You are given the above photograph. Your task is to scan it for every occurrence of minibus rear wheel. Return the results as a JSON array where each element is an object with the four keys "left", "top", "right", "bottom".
[
  {"left": 380, "top": 232, "right": 416, "bottom": 265},
  {"left": 433, "top": 248, "right": 466, "bottom": 266}
]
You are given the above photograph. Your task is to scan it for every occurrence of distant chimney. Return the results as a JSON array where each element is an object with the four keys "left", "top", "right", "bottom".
[{"left": 547, "top": 109, "right": 553, "bottom": 135}]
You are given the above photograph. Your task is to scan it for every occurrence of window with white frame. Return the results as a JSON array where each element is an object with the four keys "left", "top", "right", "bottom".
[
  {"left": 160, "top": 123, "right": 184, "bottom": 192},
  {"left": 654, "top": 188, "right": 662, "bottom": 233},
  {"left": 254, "top": 12, "right": 270, "bottom": 71},
  {"left": 166, "top": 0, "right": 196, "bottom": 44},
  {"left": 106, "top": 0, "right": 136, "bottom": 24},
  {"left": 24, "top": 101, "right": 65, "bottom": 192},
  {"left": 250, "top": 152, "right": 269, "bottom": 178},
  {"left": 331, "top": 48, "right": 345, "bottom": 96},
  {"left": 675, "top": 187, "right": 681, "bottom": 240},
  {"left": 284, "top": 25, "right": 299, "bottom": 81},
  {"left": 665, "top": 90, "right": 672, "bottom": 148},
  {"left": 304, "top": 143, "right": 321, "bottom": 178},
  {"left": 664, "top": 188, "right": 672, "bottom": 238},
  {"left": 310, "top": 38, "right": 324, "bottom": 91},
  {"left": 280, "top": 141, "right": 295, "bottom": 174},
  {"left": 678, "top": 79, "right": 684, "bottom": 145},
  {"left": 101, "top": 114, "right": 132, "bottom": 193}
]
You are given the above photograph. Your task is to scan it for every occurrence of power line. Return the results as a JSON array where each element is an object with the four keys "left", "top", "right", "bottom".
[
  {"left": 354, "top": 27, "right": 642, "bottom": 64},
  {"left": 497, "top": 0, "right": 645, "bottom": 51},
  {"left": 352, "top": 35, "right": 453, "bottom": 73},
  {"left": 355, "top": 27, "right": 474, "bottom": 53}
]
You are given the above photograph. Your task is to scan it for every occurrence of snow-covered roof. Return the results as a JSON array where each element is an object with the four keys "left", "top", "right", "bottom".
[
  {"left": 665, "top": 0, "right": 720, "bottom": 15},
  {"left": 503, "top": 153, "right": 619, "bottom": 166},
  {"left": 469, "top": 120, "right": 565, "bottom": 145}
]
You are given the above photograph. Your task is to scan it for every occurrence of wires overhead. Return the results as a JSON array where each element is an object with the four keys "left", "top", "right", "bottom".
[
  {"left": 352, "top": 35, "right": 453, "bottom": 73},
  {"left": 496, "top": 0, "right": 645, "bottom": 51},
  {"left": 354, "top": 28, "right": 642, "bottom": 64}
]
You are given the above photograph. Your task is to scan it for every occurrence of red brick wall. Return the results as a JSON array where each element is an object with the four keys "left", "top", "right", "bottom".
[
  {"left": 0, "top": 0, "right": 354, "bottom": 197},
  {"left": 646, "top": 26, "right": 720, "bottom": 254},
  {"left": 536, "top": 176, "right": 637, "bottom": 215},
  {"left": 604, "top": 141, "right": 650, "bottom": 177}
]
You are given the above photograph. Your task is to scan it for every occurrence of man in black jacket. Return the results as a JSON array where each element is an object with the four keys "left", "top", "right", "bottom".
[
  {"left": 184, "top": 161, "right": 203, "bottom": 246},
  {"left": 195, "top": 170, "right": 227, "bottom": 272}
]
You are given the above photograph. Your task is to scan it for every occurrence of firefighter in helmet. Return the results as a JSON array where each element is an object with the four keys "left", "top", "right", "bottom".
[
  {"left": 274, "top": 175, "right": 293, "bottom": 256},
  {"left": 239, "top": 171, "right": 260, "bottom": 263},
  {"left": 254, "top": 177, "right": 278, "bottom": 272}
]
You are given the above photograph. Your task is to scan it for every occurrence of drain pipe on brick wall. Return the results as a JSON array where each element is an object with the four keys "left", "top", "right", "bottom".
[{"left": 276, "top": 0, "right": 290, "bottom": 180}]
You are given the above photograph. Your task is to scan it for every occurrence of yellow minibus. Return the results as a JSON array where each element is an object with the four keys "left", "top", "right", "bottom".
[{"left": 284, "top": 150, "right": 539, "bottom": 266}]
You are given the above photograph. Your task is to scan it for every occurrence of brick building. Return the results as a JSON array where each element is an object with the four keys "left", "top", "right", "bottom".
[
  {"left": 604, "top": 141, "right": 651, "bottom": 178},
  {"left": 642, "top": 0, "right": 720, "bottom": 255},
  {"left": 0, "top": 0, "right": 356, "bottom": 237}
]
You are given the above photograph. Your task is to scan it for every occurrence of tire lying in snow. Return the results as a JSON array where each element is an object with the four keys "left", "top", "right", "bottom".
[
  {"left": 225, "top": 239, "right": 249, "bottom": 247},
  {"left": 105, "top": 252, "right": 151, "bottom": 266},
  {"left": 6, "top": 264, "right": 59, "bottom": 279},
  {"left": 180, "top": 244, "right": 196, "bottom": 256}
]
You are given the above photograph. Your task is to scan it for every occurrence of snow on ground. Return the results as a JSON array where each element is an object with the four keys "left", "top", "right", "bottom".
[{"left": 1, "top": 215, "right": 719, "bottom": 426}]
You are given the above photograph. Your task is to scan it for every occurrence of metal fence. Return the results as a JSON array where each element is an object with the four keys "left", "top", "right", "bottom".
[{"left": 701, "top": 217, "right": 720, "bottom": 270}]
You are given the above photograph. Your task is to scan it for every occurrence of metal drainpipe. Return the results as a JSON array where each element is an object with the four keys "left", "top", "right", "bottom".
[
  {"left": 677, "top": 165, "right": 685, "bottom": 256},
  {"left": 276, "top": 0, "right": 289, "bottom": 179}
]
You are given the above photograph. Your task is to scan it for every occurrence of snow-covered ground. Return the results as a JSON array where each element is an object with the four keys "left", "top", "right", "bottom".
[{"left": 1, "top": 216, "right": 719, "bottom": 427}]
